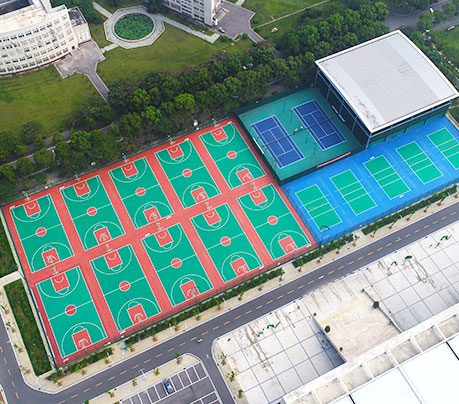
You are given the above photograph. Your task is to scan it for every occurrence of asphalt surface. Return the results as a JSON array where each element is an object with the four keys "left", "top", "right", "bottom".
[{"left": 0, "top": 202, "right": 458, "bottom": 404}]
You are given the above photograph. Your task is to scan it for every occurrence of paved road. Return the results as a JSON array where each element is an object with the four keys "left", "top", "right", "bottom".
[{"left": 0, "top": 202, "right": 458, "bottom": 404}]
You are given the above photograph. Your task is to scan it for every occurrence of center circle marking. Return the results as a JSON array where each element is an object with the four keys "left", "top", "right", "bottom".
[
  {"left": 220, "top": 236, "right": 231, "bottom": 246},
  {"left": 183, "top": 169, "right": 192, "bottom": 177},
  {"left": 268, "top": 215, "right": 278, "bottom": 225},
  {"left": 87, "top": 207, "right": 97, "bottom": 216},
  {"left": 227, "top": 151, "right": 237, "bottom": 159},
  {"left": 136, "top": 187, "right": 146, "bottom": 197},
  {"left": 171, "top": 258, "right": 182, "bottom": 268},
  {"left": 65, "top": 305, "right": 77, "bottom": 316},
  {"left": 36, "top": 227, "right": 47, "bottom": 237},
  {"left": 119, "top": 281, "right": 131, "bottom": 291}
]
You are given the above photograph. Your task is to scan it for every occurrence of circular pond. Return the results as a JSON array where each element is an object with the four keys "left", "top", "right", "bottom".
[{"left": 114, "top": 14, "right": 154, "bottom": 41}]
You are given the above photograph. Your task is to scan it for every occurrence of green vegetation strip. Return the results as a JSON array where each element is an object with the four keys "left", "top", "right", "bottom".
[
  {"left": 4, "top": 280, "right": 51, "bottom": 375},
  {"left": 114, "top": 14, "right": 154, "bottom": 40},
  {"left": 0, "top": 224, "right": 16, "bottom": 277}
]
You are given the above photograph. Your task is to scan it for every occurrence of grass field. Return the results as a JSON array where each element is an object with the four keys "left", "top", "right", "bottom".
[
  {"left": 4, "top": 280, "right": 51, "bottom": 375},
  {"left": 0, "top": 225, "right": 16, "bottom": 278},
  {"left": 98, "top": 24, "right": 253, "bottom": 85},
  {"left": 89, "top": 21, "right": 111, "bottom": 48},
  {"left": 246, "top": 0, "right": 320, "bottom": 25},
  {"left": 0, "top": 67, "right": 99, "bottom": 135},
  {"left": 432, "top": 26, "right": 459, "bottom": 67}
]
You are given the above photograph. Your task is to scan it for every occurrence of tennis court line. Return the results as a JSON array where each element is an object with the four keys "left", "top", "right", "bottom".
[
  {"left": 396, "top": 141, "right": 443, "bottom": 184},
  {"left": 296, "top": 185, "right": 342, "bottom": 229},
  {"left": 331, "top": 170, "right": 377, "bottom": 216},
  {"left": 428, "top": 128, "right": 459, "bottom": 170},
  {"left": 363, "top": 156, "right": 410, "bottom": 200}
]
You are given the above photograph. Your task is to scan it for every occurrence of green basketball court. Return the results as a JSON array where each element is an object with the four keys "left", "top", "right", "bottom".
[
  {"left": 191, "top": 203, "right": 262, "bottom": 283},
  {"left": 396, "top": 141, "right": 443, "bottom": 184},
  {"left": 90, "top": 245, "right": 161, "bottom": 332},
  {"left": 61, "top": 176, "right": 125, "bottom": 250},
  {"left": 109, "top": 157, "right": 174, "bottom": 228},
  {"left": 364, "top": 156, "right": 410, "bottom": 199},
  {"left": 200, "top": 123, "right": 265, "bottom": 189},
  {"left": 428, "top": 128, "right": 459, "bottom": 169},
  {"left": 10, "top": 195, "right": 73, "bottom": 273},
  {"left": 36, "top": 266, "right": 106, "bottom": 358},
  {"left": 296, "top": 185, "right": 342, "bottom": 229},
  {"left": 238, "top": 184, "right": 311, "bottom": 260},
  {"left": 331, "top": 170, "right": 376, "bottom": 215},
  {"left": 155, "top": 140, "right": 220, "bottom": 208},
  {"left": 141, "top": 223, "right": 213, "bottom": 306}
]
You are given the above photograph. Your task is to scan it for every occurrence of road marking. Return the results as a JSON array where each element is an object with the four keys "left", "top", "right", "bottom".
[
  {"left": 7, "top": 368, "right": 11, "bottom": 376},
  {"left": 277, "top": 295, "right": 283, "bottom": 299},
  {"left": 201, "top": 331, "right": 208, "bottom": 336},
  {"left": 338, "top": 265, "right": 344, "bottom": 269},
  {"left": 190, "top": 337, "right": 197, "bottom": 341},
  {"left": 15, "top": 392, "right": 19, "bottom": 400},
  {"left": 298, "top": 285, "right": 304, "bottom": 289},
  {"left": 328, "top": 270, "right": 334, "bottom": 275},
  {"left": 287, "top": 290, "right": 294, "bottom": 294},
  {"left": 433, "top": 220, "right": 438, "bottom": 224},
  {"left": 367, "top": 251, "right": 374, "bottom": 256},
  {"left": 132, "top": 364, "right": 139, "bottom": 369},
  {"left": 357, "top": 256, "right": 363, "bottom": 260},
  {"left": 245, "top": 310, "right": 252, "bottom": 315},
  {"left": 256, "top": 305, "right": 263, "bottom": 309},
  {"left": 156, "top": 353, "right": 163, "bottom": 358},
  {"left": 212, "top": 326, "right": 219, "bottom": 330},
  {"left": 234, "top": 315, "right": 241, "bottom": 320},
  {"left": 179, "top": 342, "right": 186, "bottom": 347},
  {"left": 120, "top": 370, "right": 127, "bottom": 375},
  {"left": 424, "top": 225, "right": 429, "bottom": 229},
  {"left": 71, "top": 394, "right": 78, "bottom": 399},
  {"left": 308, "top": 280, "right": 314, "bottom": 284},
  {"left": 167, "top": 348, "right": 174, "bottom": 352},
  {"left": 58, "top": 400, "right": 65, "bottom": 404},
  {"left": 414, "top": 229, "right": 420, "bottom": 233},
  {"left": 96, "top": 382, "right": 103, "bottom": 387},
  {"left": 348, "top": 261, "right": 354, "bottom": 265},
  {"left": 109, "top": 376, "right": 115, "bottom": 381},
  {"left": 3, "top": 357, "right": 6, "bottom": 365},
  {"left": 386, "top": 242, "right": 392, "bottom": 246},
  {"left": 441, "top": 216, "right": 447, "bottom": 220},
  {"left": 318, "top": 275, "right": 324, "bottom": 280},
  {"left": 224, "top": 321, "right": 230, "bottom": 325},
  {"left": 451, "top": 211, "right": 456, "bottom": 215},
  {"left": 144, "top": 359, "right": 151, "bottom": 364},
  {"left": 0, "top": 346, "right": 3, "bottom": 353},
  {"left": 377, "top": 247, "right": 383, "bottom": 251},
  {"left": 83, "top": 388, "right": 91, "bottom": 393},
  {"left": 11, "top": 380, "right": 15, "bottom": 388},
  {"left": 405, "top": 234, "right": 410, "bottom": 238},
  {"left": 267, "top": 299, "right": 274, "bottom": 304}
]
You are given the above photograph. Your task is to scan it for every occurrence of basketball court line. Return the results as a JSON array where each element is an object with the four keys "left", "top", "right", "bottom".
[
  {"left": 396, "top": 141, "right": 443, "bottom": 184},
  {"left": 364, "top": 155, "right": 410, "bottom": 200},
  {"left": 330, "top": 170, "right": 377, "bottom": 215},
  {"left": 296, "top": 185, "right": 342, "bottom": 229}
]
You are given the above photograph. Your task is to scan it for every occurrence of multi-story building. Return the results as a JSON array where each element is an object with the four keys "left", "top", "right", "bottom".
[
  {"left": 0, "top": 0, "right": 90, "bottom": 75},
  {"left": 162, "top": 0, "right": 221, "bottom": 26}
]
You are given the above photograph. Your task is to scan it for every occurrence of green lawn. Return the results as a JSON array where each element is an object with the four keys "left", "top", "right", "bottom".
[
  {"left": 0, "top": 67, "right": 100, "bottom": 135},
  {"left": 432, "top": 26, "right": 459, "bottom": 67},
  {"left": 98, "top": 24, "right": 253, "bottom": 86},
  {"left": 246, "top": 0, "right": 322, "bottom": 25},
  {"left": 5, "top": 280, "right": 51, "bottom": 375},
  {"left": 95, "top": 0, "right": 143, "bottom": 14},
  {"left": 0, "top": 224, "right": 16, "bottom": 278}
]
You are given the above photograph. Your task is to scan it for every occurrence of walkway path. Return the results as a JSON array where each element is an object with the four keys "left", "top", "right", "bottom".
[{"left": 93, "top": 1, "right": 112, "bottom": 18}]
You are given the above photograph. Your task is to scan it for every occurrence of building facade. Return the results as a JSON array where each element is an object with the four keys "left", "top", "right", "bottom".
[
  {"left": 162, "top": 0, "right": 221, "bottom": 26},
  {"left": 0, "top": 0, "right": 89, "bottom": 76}
]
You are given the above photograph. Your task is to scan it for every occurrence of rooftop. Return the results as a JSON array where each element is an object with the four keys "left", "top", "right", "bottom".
[
  {"left": 69, "top": 6, "right": 86, "bottom": 27},
  {"left": 0, "top": 0, "right": 32, "bottom": 16},
  {"left": 316, "top": 30, "right": 459, "bottom": 133}
]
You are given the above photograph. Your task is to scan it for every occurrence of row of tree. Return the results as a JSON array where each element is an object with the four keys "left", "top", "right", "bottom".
[
  {"left": 418, "top": 0, "right": 459, "bottom": 32},
  {"left": 281, "top": 3, "right": 389, "bottom": 57}
]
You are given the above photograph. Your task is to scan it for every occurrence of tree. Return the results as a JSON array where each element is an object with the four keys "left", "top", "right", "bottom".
[
  {"left": 89, "top": 130, "right": 120, "bottom": 163},
  {"left": 109, "top": 79, "right": 138, "bottom": 113},
  {"left": 54, "top": 141, "right": 71, "bottom": 164},
  {"left": 432, "top": 10, "right": 445, "bottom": 24},
  {"left": 374, "top": 2, "right": 389, "bottom": 21},
  {"left": 16, "top": 157, "right": 34, "bottom": 178},
  {"left": 0, "top": 165, "right": 17, "bottom": 203},
  {"left": 33, "top": 148, "right": 54, "bottom": 170},
  {"left": 0, "top": 132, "right": 19, "bottom": 163},
  {"left": 131, "top": 88, "right": 151, "bottom": 112},
  {"left": 119, "top": 112, "right": 143, "bottom": 143},
  {"left": 70, "top": 130, "right": 91, "bottom": 155},
  {"left": 15, "top": 144, "right": 27, "bottom": 157},
  {"left": 20, "top": 121, "right": 42, "bottom": 145},
  {"left": 417, "top": 12, "right": 433, "bottom": 31},
  {"left": 147, "top": 0, "right": 162, "bottom": 13},
  {"left": 174, "top": 93, "right": 195, "bottom": 111},
  {"left": 442, "top": 3, "right": 457, "bottom": 17},
  {"left": 142, "top": 106, "right": 163, "bottom": 137}
]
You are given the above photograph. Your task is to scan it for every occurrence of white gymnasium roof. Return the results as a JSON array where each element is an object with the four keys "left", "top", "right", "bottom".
[{"left": 315, "top": 30, "right": 458, "bottom": 133}]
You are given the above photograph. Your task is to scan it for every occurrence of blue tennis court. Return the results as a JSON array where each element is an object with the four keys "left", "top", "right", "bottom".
[
  {"left": 294, "top": 100, "right": 345, "bottom": 150},
  {"left": 251, "top": 115, "right": 304, "bottom": 168}
]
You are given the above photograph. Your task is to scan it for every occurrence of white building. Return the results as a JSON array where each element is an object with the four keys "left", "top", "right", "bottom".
[
  {"left": 0, "top": 0, "right": 90, "bottom": 75},
  {"left": 162, "top": 0, "right": 221, "bottom": 26}
]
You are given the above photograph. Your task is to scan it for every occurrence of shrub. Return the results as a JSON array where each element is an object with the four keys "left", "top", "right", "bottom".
[{"left": 115, "top": 14, "right": 154, "bottom": 41}]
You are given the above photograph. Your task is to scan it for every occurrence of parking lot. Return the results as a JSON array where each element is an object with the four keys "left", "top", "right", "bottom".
[{"left": 120, "top": 363, "right": 221, "bottom": 404}]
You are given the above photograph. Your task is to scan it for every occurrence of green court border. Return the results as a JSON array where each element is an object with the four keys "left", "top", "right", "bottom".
[{"left": 428, "top": 128, "right": 459, "bottom": 170}]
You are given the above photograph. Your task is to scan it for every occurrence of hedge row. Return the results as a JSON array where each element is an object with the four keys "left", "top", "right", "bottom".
[
  {"left": 362, "top": 185, "right": 457, "bottom": 235},
  {"left": 125, "top": 268, "right": 285, "bottom": 345},
  {"left": 293, "top": 234, "right": 354, "bottom": 268},
  {"left": 48, "top": 347, "right": 113, "bottom": 381},
  {"left": 0, "top": 224, "right": 17, "bottom": 277},
  {"left": 4, "top": 280, "right": 51, "bottom": 375}
]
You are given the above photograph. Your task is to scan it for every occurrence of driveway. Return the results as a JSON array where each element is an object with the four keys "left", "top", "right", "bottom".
[{"left": 216, "top": 1, "right": 264, "bottom": 42}]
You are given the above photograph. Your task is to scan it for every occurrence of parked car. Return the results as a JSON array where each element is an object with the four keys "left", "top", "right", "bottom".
[{"left": 162, "top": 378, "right": 174, "bottom": 395}]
